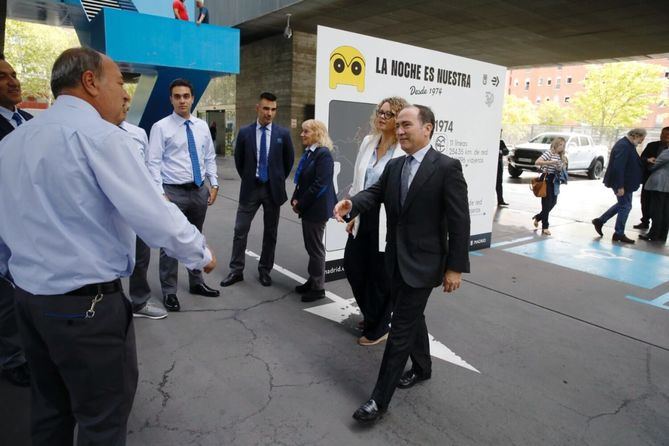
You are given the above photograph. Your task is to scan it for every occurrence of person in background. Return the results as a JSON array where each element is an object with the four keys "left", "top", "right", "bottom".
[
  {"left": 532, "top": 137, "right": 567, "bottom": 236},
  {"left": 120, "top": 100, "right": 168, "bottom": 320},
  {"left": 147, "top": 78, "right": 220, "bottom": 312},
  {"left": 344, "top": 96, "right": 407, "bottom": 347},
  {"left": 292, "top": 119, "right": 337, "bottom": 303},
  {"left": 196, "top": 0, "right": 209, "bottom": 25},
  {"left": 592, "top": 128, "right": 646, "bottom": 244},
  {"left": 173, "top": 0, "right": 188, "bottom": 20},
  {"left": 0, "top": 54, "right": 32, "bottom": 388},
  {"left": 221, "top": 92, "right": 295, "bottom": 288},
  {"left": 634, "top": 126, "right": 669, "bottom": 230},
  {"left": 639, "top": 147, "right": 669, "bottom": 243},
  {"left": 497, "top": 134, "right": 509, "bottom": 206}
]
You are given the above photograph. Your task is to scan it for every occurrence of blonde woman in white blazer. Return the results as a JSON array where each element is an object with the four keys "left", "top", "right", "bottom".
[{"left": 344, "top": 96, "right": 408, "bottom": 346}]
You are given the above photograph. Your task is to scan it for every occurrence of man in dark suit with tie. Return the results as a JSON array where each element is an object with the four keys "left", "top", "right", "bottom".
[
  {"left": 221, "top": 92, "right": 295, "bottom": 287},
  {"left": 334, "top": 104, "right": 470, "bottom": 423},
  {"left": 0, "top": 55, "right": 32, "bottom": 387}
]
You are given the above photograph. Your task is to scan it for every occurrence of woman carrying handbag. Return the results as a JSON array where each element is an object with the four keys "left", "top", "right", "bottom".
[{"left": 532, "top": 137, "right": 568, "bottom": 235}]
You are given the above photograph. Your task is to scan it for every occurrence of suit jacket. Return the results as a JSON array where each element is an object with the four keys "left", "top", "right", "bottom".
[
  {"left": 645, "top": 149, "right": 669, "bottom": 193},
  {"left": 0, "top": 109, "right": 33, "bottom": 141},
  {"left": 291, "top": 146, "right": 337, "bottom": 223},
  {"left": 351, "top": 147, "right": 470, "bottom": 289},
  {"left": 603, "top": 136, "right": 643, "bottom": 192},
  {"left": 234, "top": 122, "right": 295, "bottom": 205},
  {"left": 640, "top": 141, "right": 669, "bottom": 183}
]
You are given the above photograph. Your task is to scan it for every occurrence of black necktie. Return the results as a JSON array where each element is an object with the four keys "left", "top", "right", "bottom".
[{"left": 400, "top": 156, "right": 413, "bottom": 206}]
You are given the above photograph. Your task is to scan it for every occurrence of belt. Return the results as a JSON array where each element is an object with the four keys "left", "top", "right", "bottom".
[
  {"left": 165, "top": 182, "right": 203, "bottom": 190},
  {"left": 65, "top": 280, "right": 121, "bottom": 296}
]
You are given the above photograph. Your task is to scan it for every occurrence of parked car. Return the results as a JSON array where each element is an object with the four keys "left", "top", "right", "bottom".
[{"left": 507, "top": 132, "right": 608, "bottom": 179}]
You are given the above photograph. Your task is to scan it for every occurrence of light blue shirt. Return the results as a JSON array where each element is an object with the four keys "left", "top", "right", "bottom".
[
  {"left": 0, "top": 95, "right": 212, "bottom": 295},
  {"left": 405, "top": 144, "right": 431, "bottom": 188},
  {"left": 120, "top": 120, "right": 149, "bottom": 162},
  {"left": 0, "top": 105, "right": 22, "bottom": 128},
  {"left": 147, "top": 112, "right": 218, "bottom": 191},
  {"left": 255, "top": 120, "right": 273, "bottom": 177},
  {"left": 364, "top": 146, "right": 396, "bottom": 189}
]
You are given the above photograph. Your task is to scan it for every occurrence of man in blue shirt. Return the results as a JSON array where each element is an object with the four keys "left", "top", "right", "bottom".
[
  {"left": 196, "top": 0, "right": 209, "bottom": 25},
  {"left": 147, "top": 78, "right": 220, "bottom": 311},
  {"left": 0, "top": 54, "right": 32, "bottom": 388},
  {"left": 0, "top": 47, "right": 216, "bottom": 445}
]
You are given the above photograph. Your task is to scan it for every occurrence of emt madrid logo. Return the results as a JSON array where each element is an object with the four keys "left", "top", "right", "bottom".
[{"left": 329, "top": 46, "right": 365, "bottom": 92}]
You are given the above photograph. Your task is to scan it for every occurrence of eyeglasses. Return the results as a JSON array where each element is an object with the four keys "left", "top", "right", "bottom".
[{"left": 375, "top": 109, "right": 395, "bottom": 120}]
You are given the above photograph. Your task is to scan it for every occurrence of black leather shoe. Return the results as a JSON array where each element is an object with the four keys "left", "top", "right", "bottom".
[
  {"left": 633, "top": 222, "right": 649, "bottom": 229},
  {"left": 190, "top": 283, "right": 220, "bottom": 297},
  {"left": 220, "top": 273, "right": 243, "bottom": 287},
  {"left": 295, "top": 280, "right": 313, "bottom": 294},
  {"left": 612, "top": 233, "right": 635, "bottom": 244},
  {"left": 639, "top": 233, "right": 652, "bottom": 241},
  {"left": 592, "top": 218, "right": 603, "bottom": 237},
  {"left": 258, "top": 271, "right": 272, "bottom": 287},
  {"left": 1, "top": 363, "right": 30, "bottom": 387},
  {"left": 497, "top": 201, "right": 509, "bottom": 207},
  {"left": 301, "top": 289, "right": 326, "bottom": 303},
  {"left": 163, "top": 294, "right": 181, "bottom": 312},
  {"left": 352, "top": 399, "right": 385, "bottom": 423},
  {"left": 397, "top": 370, "right": 431, "bottom": 389}
]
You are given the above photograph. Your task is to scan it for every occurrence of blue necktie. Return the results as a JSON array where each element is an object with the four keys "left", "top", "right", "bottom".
[
  {"left": 11, "top": 112, "right": 22, "bottom": 127},
  {"left": 258, "top": 125, "right": 269, "bottom": 183},
  {"left": 293, "top": 150, "right": 311, "bottom": 184},
  {"left": 185, "top": 120, "right": 203, "bottom": 187}
]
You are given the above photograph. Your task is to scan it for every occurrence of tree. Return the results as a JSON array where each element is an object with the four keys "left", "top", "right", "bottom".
[
  {"left": 4, "top": 20, "right": 79, "bottom": 101},
  {"left": 502, "top": 95, "right": 537, "bottom": 143},
  {"left": 537, "top": 101, "right": 569, "bottom": 126},
  {"left": 570, "top": 62, "right": 667, "bottom": 128}
]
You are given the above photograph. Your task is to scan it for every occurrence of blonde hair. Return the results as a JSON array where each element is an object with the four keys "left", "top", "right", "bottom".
[
  {"left": 302, "top": 119, "right": 333, "bottom": 150},
  {"left": 551, "top": 136, "right": 567, "bottom": 164},
  {"left": 369, "top": 96, "right": 409, "bottom": 142}
]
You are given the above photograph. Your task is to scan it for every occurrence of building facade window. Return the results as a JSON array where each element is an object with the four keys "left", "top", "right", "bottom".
[
  {"left": 524, "top": 79, "right": 530, "bottom": 90},
  {"left": 514, "top": 79, "right": 519, "bottom": 86},
  {"left": 566, "top": 76, "right": 572, "bottom": 84},
  {"left": 538, "top": 77, "right": 543, "bottom": 86},
  {"left": 564, "top": 96, "right": 570, "bottom": 103},
  {"left": 547, "top": 78, "right": 552, "bottom": 86},
  {"left": 536, "top": 96, "right": 541, "bottom": 103},
  {"left": 556, "top": 77, "right": 561, "bottom": 89}
]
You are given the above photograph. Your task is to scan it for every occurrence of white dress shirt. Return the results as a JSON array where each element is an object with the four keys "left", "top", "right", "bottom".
[
  {"left": 147, "top": 112, "right": 218, "bottom": 191},
  {"left": 405, "top": 143, "right": 431, "bottom": 188},
  {"left": 120, "top": 120, "right": 149, "bottom": 162},
  {"left": 255, "top": 120, "right": 273, "bottom": 178},
  {"left": 0, "top": 95, "right": 212, "bottom": 295},
  {"left": 0, "top": 105, "right": 23, "bottom": 128}
]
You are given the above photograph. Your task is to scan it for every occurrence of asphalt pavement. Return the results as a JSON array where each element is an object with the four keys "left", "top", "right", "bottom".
[{"left": 2, "top": 159, "right": 668, "bottom": 446}]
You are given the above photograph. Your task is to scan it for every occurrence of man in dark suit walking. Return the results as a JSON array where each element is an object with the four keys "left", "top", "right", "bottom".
[
  {"left": 634, "top": 126, "right": 669, "bottom": 230},
  {"left": 0, "top": 55, "right": 32, "bottom": 387},
  {"left": 592, "top": 128, "right": 646, "bottom": 243},
  {"left": 334, "top": 105, "right": 470, "bottom": 423},
  {"left": 221, "top": 92, "right": 295, "bottom": 287}
]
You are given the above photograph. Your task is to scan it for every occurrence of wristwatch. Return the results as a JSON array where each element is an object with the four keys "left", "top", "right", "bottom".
[{"left": 211, "top": 185, "right": 219, "bottom": 189}]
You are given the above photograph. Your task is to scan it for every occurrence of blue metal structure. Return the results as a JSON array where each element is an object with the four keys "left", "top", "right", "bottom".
[{"left": 6, "top": 0, "right": 239, "bottom": 132}]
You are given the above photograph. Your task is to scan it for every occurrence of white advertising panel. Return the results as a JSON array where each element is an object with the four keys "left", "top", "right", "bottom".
[{"left": 315, "top": 26, "right": 505, "bottom": 281}]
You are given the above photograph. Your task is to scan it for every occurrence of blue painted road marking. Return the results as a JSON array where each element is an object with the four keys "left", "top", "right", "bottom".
[
  {"left": 625, "top": 293, "right": 669, "bottom": 311},
  {"left": 504, "top": 239, "right": 669, "bottom": 289}
]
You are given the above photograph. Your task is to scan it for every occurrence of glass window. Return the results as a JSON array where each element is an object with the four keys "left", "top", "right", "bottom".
[
  {"left": 514, "top": 79, "right": 519, "bottom": 86},
  {"left": 538, "top": 78, "right": 543, "bottom": 86},
  {"left": 564, "top": 96, "right": 570, "bottom": 103},
  {"left": 566, "top": 76, "right": 572, "bottom": 84},
  {"left": 524, "top": 79, "right": 530, "bottom": 90},
  {"left": 556, "top": 77, "right": 561, "bottom": 89},
  {"left": 547, "top": 78, "right": 552, "bottom": 86},
  {"left": 579, "top": 136, "right": 589, "bottom": 146},
  {"left": 536, "top": 96, "right": 541, "bottom": 103}
]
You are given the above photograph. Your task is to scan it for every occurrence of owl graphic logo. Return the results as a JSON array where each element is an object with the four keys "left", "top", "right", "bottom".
[{"left": 329, "top": 46, "right": 365, "bottom": 92}]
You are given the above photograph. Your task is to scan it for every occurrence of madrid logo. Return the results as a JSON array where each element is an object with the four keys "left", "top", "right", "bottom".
[{"left": 329, "top": 46, "right": 366, "bottom": 92}]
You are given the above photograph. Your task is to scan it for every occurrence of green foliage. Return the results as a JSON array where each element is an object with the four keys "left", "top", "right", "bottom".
[
  {"left": 537, "top": 100, "right": 569, "bottom": 125},
  {"left": 570, "top": 62, "right": 667, "bottom": 128},
  {"left": 5, "top": 20, "right": 79, "bottom": 101},
  {"left": 502, "top": 95, "right": 537, "bottom": 126}
]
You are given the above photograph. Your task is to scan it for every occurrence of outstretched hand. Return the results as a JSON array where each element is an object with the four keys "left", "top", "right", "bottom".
[{"left": 333, "top": 199, "right": 352, "bottom": 222}]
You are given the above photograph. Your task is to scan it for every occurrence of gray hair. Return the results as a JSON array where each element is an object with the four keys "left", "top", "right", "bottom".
[
  {"left": 51, "top": 47, "right": 104, "bottom": 97},
  {"left": 627, "top": 128, "right": 647, "bottom": 138}
]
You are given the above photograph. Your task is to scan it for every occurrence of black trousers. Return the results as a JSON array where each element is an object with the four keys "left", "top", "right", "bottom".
[
  {"left": 229, "top": 182, "right": 281, "bottom": 275},
  {"left": 14, "top": 285, "right": 138, "bottom": 446},
  {"left": 640, "top": 186, "right": 651, "bottom": 225},
  {"left": 371, "top": 271, "right": 432, "bottom": 409},
  {"left": 343, "top": 208, "right": 391, "bottom": 340},
  {"left": 129, "top": 237, "right": 151, "bottom": 310},
  {"left": 496, "top": 157, "right": 505, "bottom": 204},
  {"left": 648, "top": 191, "right": 669, "bottom": 241},
  {"left": 160, "top": 184, "right": 209, "bottom": 295},
  {"left": 0, "top": 277, "right": 26, "bottom": 370},
  {"left": 533, "top": 175, "right": 557, "bottom": 230}
]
